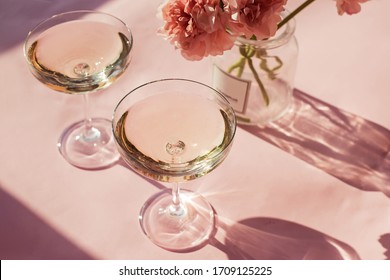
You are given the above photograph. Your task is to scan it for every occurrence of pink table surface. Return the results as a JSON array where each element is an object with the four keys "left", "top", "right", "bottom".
[{"left": 0, "top": 0, "right": 389, "bottom": 260}]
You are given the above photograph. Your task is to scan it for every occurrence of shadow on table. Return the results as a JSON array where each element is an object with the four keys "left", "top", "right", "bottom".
[
  {"left": 117, "top": 161, "right": 387, "bottom": 259},
  {"left": 211, "top": 217, "right": 360, "bottom": 260},
  {"left": 0, "top": 184, "right": 92, "bottom": 259},
  {"left": 240, "top": 89, "right": 390, "bottom": 197},
  {"left": 0, "top": 0, "right": 109, "bottom": 52}
]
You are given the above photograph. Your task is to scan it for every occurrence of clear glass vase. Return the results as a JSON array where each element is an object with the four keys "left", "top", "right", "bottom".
[{"left": 212, "top": 13, "right": 298, "bottom": 125}]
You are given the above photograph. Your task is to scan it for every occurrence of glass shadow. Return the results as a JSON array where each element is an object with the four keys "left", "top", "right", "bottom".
[{"left": 211, "top": 217, "right": 360, "bottom": 260}]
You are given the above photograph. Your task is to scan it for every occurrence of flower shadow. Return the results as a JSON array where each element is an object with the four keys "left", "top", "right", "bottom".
[
  {"left": 211, "top": 217, "right": 360, "bottom": 260},
  {"left": 240, "top": 89, "right": 390, "bottom": 197}
]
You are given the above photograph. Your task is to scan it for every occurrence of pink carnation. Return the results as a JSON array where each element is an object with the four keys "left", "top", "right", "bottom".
[
  {"left": 159, "top": 0, "right": 369, "bottom": 61},
  {"left": 159, "top": 0, "right": 235, "bottom": 61},
  {"left": 223, "top": 0, "right": 287, "bottom": 39},
  {"left": 335, "top": 0, "right": 368, "bottom": 15}
]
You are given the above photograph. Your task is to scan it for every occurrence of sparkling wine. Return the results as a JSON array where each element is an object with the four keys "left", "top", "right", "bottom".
[
  {"left": 27, "top": 20, "right": 132, "bottom": 93},
  {"left": 114, "top": 92, "right": 234, "bottom": 182}
]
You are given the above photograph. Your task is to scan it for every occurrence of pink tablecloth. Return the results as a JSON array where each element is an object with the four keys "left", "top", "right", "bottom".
[{"left": 0, "top": 0, "right": 389, "bottom": 260}]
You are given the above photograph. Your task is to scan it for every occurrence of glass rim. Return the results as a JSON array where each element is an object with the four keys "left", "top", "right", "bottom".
[
  {"left": 112, "top": 78, "right": 237, "bottom": 171},
  {"left": 23, "top": 9, "right": 133, "bottom": 58},
  {"left": 113, "top": 78, "right": 236, "bottom": 121}
]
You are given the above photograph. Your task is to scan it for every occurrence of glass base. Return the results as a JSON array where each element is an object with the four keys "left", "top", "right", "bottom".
[
  {"left": 139, "top": 189, "right": 216, "bottom": 252},
  {"left": 57, "top": 118, "right": 120, "bottom": 170}
]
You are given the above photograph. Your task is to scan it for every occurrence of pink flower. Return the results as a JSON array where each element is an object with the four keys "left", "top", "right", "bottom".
[
  {"left": 223, "top": 0, "right": 287, "bottom": 39},
  {"left": 159, "top": 0, "right": 235, "bottom": 60},
  {"left": 159, "top": 0, "right": 369, "bottom": 61},
  {"left": 335, "top": 0, "right": 368, "bottom": 15}
]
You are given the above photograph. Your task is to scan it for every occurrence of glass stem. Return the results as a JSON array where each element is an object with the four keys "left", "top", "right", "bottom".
[
  {"left": 82, "top": 93, "right": 99, "bottom": 141},
  {"left": 169, "top": 182, "right": 186, "bottom": 216}
]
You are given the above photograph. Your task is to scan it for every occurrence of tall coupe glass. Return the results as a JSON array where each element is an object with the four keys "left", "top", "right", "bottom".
[
  {"left": 24, "top": 10, "right": 133, "bottom": 169},
  {"left": 113, "top": 79, "right": 236, "bottom": 251}
]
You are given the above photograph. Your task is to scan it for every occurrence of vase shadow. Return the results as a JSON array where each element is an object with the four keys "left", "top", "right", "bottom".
[
  {"left": 210, "top": 217, "right": 360, "bottom": 260},
  {"left": 240, "top": 89, "right": 390, "bottom": 197}
]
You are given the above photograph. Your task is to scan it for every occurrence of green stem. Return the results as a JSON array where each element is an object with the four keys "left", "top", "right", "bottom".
[
  {"left": 277, "top": 0, "right": 316, "bottom": 30},
  {"left": 227, "top": 57, "right": 246, "bottom": 77},
  {"left": 236, "top": 115, "right": 251, "bottom": 123},
  {"left": 258, "top": 53, "right": 283, "bottom": 80},
  {"left": 247, "top": 57, "right": 269, "bottom": 106},
  {"left": 225, "top": 0, "right": 317, "bottom": 109}
]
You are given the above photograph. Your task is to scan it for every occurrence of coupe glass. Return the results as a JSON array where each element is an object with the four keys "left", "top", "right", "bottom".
[
  {"left": 24, "top": 10, "right": 133, "bottom": 169},
  {"left": 113, "top": 79, "right": 236, "bottom": 251}
]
